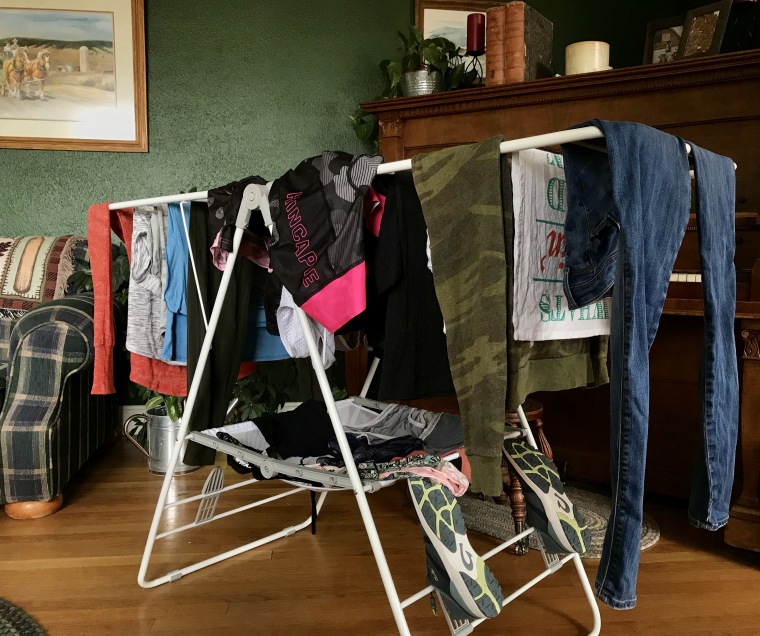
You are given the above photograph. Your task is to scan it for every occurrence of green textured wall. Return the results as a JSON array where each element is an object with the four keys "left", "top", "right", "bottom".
[
  {"left": 0, "top": 0, "right": 411, "bottom": 236},
  {"left": 0, "top": 1, "right": 718, "bottom": 236}
]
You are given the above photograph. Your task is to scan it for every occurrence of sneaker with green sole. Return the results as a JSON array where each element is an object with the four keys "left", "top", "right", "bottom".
[
  {"left": 408, "top": 476, "right": 504, "bottom": 619},
  {"left": 504, "top": 438, "right": 590, "bottom": 554}
]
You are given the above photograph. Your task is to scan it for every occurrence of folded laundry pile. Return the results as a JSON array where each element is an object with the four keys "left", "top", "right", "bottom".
[
  {"left": 212, "top": 399, "right": 468, "bottom": 493},
  {"left": 210, "top": 398, "right": 590, "bottom": 625}
]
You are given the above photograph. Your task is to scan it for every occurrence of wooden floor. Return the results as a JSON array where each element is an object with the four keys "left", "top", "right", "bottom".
[{"left": 2, "top": 440, "right": 760, "bottom": 635}]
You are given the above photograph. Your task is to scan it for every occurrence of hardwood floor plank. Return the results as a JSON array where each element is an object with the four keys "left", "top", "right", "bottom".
[{"left": 2, "top": 440, "right": 760, "bottom": 634}]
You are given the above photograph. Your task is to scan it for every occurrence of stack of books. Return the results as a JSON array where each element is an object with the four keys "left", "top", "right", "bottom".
[{"left": 486, "top": 2, "right": 554, "bottom": 85}]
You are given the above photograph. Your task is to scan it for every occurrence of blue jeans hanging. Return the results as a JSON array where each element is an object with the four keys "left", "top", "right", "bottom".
[{"left": 561, "top": 120, "right": 739, "bottom": 609}]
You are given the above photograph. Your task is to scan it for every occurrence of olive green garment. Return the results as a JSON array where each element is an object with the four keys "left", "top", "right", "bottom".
[
  {"left": 412, "top": 140, "right": 610, "bottom": 497},
  {"left": 412, "top": 136, "right": 507, "bottom": 496}
]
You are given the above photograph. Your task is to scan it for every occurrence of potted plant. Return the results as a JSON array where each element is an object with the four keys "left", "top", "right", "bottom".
[
  {"left": 123, "top": 387, "right": 196, "bottom": 475},
  {"left": 142, "top": 390, "right": 184, "bottom": 423},
  {"left": 382, "top": 26, "right": 476, "bottom": 98},
  {"left": 350, "top": 27, "right": 478, "bottom": 153},
  {"left": 67, "top": 241, "right": 130, "bottom": 305},
  {"left": 226, "top": 363, "right": 297, "bottom": 423}
]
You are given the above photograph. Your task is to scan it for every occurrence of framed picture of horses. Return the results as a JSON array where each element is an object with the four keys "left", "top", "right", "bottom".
[{"left": 0, "top": 0, "right": 146, "bottom": 151}]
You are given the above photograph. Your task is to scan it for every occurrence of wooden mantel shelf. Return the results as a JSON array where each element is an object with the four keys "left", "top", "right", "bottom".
[
  {"left": 362, "top": 49, "right": 760, "bottom": 119},
  {"left": 361, "top": 48, "right": 760, "bottom": 213}
]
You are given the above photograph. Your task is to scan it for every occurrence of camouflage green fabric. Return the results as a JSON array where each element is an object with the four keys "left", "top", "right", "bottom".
[{"left": 412, "top": 136, "right": 507, "bottom": 496}]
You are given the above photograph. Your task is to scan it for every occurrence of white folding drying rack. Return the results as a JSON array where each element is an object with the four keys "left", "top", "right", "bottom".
[{"left": 108, "top": 126, "right": 633, "bottom": 636}]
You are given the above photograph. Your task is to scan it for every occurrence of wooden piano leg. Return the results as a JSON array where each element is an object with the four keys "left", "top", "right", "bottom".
[{"left": 725, "top": 321, "right": 760, "bottom": 552}]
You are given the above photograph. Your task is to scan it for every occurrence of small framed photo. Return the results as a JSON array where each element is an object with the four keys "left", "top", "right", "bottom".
[
  {"left": 643, "top": 16, "right": 685, "bottom": 64},
  {"left": 676, "top": 0, "right": 732, "bottom": 60}
]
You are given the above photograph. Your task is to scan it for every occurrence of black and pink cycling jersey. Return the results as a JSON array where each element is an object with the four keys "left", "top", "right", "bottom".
[{"left": 267, "top": 151, "right": 382, "bottom": 332}]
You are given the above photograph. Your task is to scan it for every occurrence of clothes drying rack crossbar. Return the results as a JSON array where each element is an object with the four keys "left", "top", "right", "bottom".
[{"left": 107, "top": 124, "right": 676, "bottom": 635}]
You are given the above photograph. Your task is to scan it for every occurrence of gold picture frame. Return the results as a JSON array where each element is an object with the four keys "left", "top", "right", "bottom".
[{"left": 0, "top": 0, "right": 147, "bottom": 152}]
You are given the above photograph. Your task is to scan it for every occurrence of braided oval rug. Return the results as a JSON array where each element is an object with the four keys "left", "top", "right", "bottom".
[
  {"left": 458, "top": 485, "right": 660, "bottom": 558},
  {"left": 0, "top": 598, "right": 46, "bottom": 636}
]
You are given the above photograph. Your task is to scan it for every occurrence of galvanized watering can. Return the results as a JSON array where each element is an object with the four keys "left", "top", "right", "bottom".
[{"left": 124, "top": 407, "right": 199, "bottom": 475}]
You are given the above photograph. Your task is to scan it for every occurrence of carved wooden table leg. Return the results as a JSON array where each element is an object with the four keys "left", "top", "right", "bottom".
[
  {"left": 497, "top": 423, "right": 529, "bottom": 555},
  {"left": 501, "top": 400, "right": 550, "bottom": 556},
  {"left": 725, "top": 323, "right": 760, "bottom": 551}
]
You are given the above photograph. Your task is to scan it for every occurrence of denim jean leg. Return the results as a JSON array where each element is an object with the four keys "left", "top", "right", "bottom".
[
  {"left": 590, "top": 124, "right": 692, "bottom": 609},
  {"left": 596, "top": 210, "right": 690, "bottom": 607},
  {"left": 562, "top": 122, "right": 694, "bottom": 608},
  {"left": 688, "top": 145, "right": 739, "bottom": 529},
  {"left": 594, "top": 251, "right": 643, "bottom": 610}
]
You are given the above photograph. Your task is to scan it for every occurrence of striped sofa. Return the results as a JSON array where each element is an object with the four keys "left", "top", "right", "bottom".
[{"left": 0, "top": 236, "right": 125, "bottom": 518}]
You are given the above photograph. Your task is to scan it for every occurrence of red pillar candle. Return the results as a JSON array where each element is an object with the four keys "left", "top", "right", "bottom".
[{"left": 467, "top": 13, "right": 485, "bottom": 55}]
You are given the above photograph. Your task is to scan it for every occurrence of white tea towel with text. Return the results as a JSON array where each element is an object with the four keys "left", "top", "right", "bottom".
[{"left": 512, "top": 149, "right": 611, "bottom": 341}]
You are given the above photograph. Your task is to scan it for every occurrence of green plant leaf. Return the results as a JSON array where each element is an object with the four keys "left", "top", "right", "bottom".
[
  {"left": 332, "top": 386, "right": 348, "bottom": 401},
  {"left": 448, "top": 63, "right": 465, "bottom": 89},
  {"left": 166, "top": 396, "right": 183, "bottom": 422},
  {"left": 387, "top": 60, "right": 402, "bottom": 87},
  {"left": 119, "top": 258, "right": 130, "bottom": 281},
  {"left": 422, "top": 45, "right": 444, "bottom": 70},
  {"left": 350, "top": 107, "right": 378, "bottom": 144},
  {"left": 134, "top": 385, "right": 153, "bottom": 403},
  {"left": 410, "top": 26, "right": 423, "bottom": 46},
  {"left": 463, "top": 67, "right": 479, "bottom": 88},
  {"left": 67, "top": 271, "right": 86, "bottom": 285},
  {"left": 145, "top": 395, "right": 164, "bottom": 412}
]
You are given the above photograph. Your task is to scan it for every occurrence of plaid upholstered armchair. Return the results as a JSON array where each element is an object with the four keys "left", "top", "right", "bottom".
[{"left": 0, "top": 236, "right": 125, "bottom": 519}]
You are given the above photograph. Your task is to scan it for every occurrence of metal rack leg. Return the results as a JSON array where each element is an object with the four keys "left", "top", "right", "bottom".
[
  {"left": 138, "top": 225, "right": 247, "bottom": 588},
  {"left": 295, "top": 307, "right": 411, "bottom": 636}
]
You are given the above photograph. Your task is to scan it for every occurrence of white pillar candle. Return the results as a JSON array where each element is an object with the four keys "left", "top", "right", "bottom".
[{"left": 565, "top": 41, "right": 611, "bottom": 75}]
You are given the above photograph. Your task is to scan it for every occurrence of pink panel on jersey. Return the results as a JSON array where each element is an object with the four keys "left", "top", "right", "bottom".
[
  {"left": 300, "top": 261, "right": 366, "bottom": 332},
  {"left": 364, "top": 187, "right": 386, "bottom": 238}
]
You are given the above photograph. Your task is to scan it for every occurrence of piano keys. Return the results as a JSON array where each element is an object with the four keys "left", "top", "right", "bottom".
[{"left": 666, "top": 212, "right": 760, "bottom": 318}]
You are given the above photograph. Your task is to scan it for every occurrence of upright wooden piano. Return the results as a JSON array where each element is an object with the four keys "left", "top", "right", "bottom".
[{"left": 362, "top": 50, "right": 760, "bottom": 551}]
